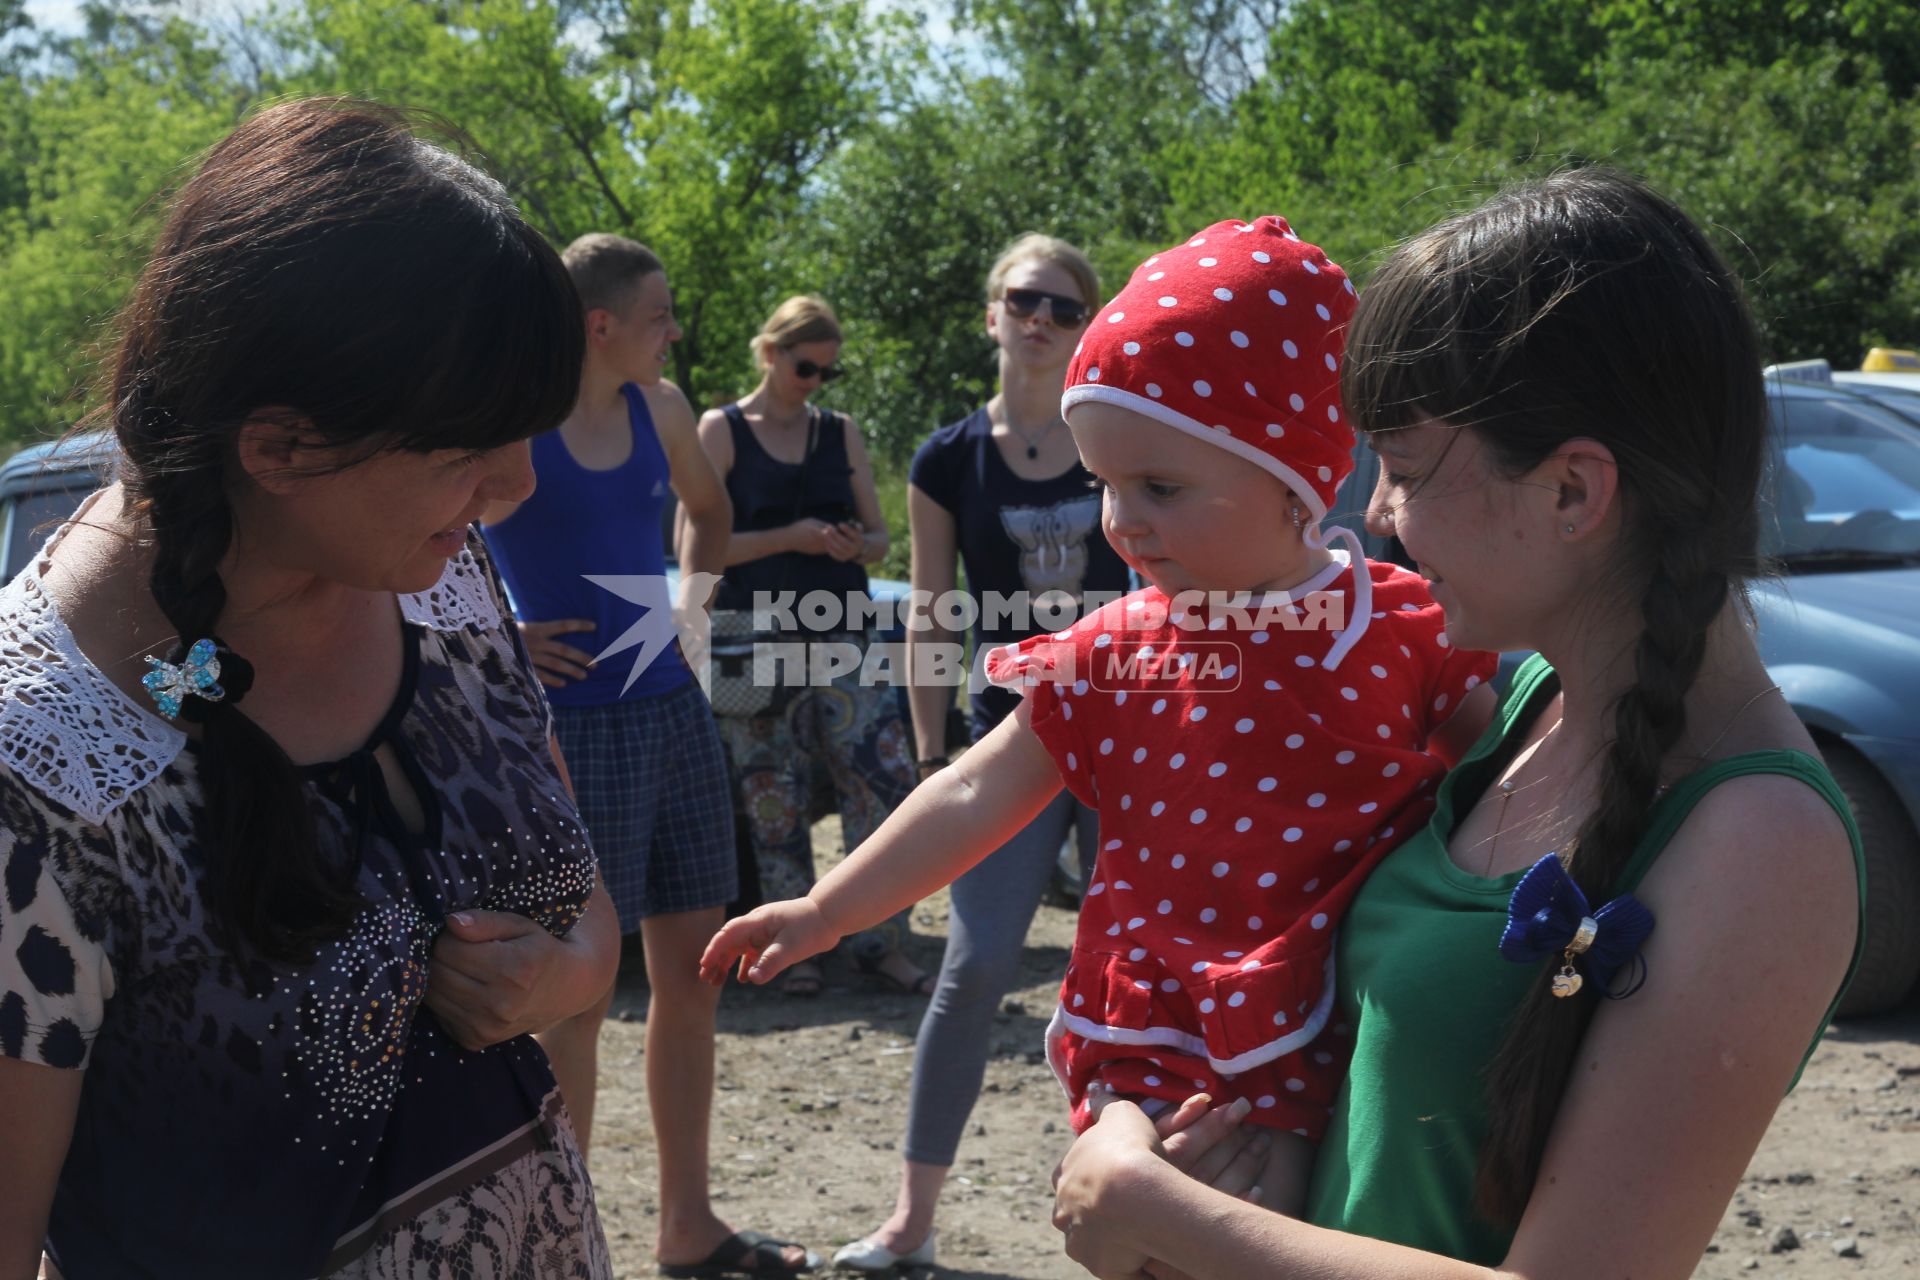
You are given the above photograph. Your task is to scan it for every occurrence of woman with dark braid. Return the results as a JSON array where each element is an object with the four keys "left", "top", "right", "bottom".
[
  {"left": 1050, "top": 170, "right": 1867, "bottom": 1279},
  {"left": 0, "top": 100, "right": 618, "bottom": 1277}
]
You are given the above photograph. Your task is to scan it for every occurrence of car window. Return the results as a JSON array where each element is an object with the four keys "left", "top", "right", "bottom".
[
  {"left": 2, "top": 484, "right": 92, "bottom": 581},
  {"left": 1764, "top": 393, "right": 1920, "bottom": 561},
  {"left": 1854, "top": 386, "right": 1920, "bottom": 421}
]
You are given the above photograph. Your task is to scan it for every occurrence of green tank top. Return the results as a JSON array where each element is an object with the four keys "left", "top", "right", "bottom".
[{"left": 1303, "top": 655, "right": 1867, "bottom": 1264}]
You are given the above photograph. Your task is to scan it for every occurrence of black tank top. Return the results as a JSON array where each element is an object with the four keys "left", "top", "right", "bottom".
[{"left": 717, "top": 404, "right": 870, "bottom": 632}]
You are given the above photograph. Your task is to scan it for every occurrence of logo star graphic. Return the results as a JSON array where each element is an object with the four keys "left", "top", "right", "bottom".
[{"left": 580, "top": 572, "right": 722, "bottom": 696}]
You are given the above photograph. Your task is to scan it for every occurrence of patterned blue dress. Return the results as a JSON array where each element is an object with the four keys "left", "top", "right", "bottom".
[{"left": 0, "top": 516, "right": 611, "bottom": 1279}]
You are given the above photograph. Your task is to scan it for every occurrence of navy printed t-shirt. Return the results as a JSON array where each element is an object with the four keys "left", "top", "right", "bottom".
[{"left": 909, "top": 408, "right": 1130, "bottom": 741}]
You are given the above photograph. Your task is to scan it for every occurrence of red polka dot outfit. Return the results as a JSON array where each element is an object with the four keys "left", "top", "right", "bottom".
[
  {"left": 987, "top": 568, "right": 1493, "bottom": 1137},
  {"left": 984, "top": 215, "right": 1497, "bottom": 1138}
]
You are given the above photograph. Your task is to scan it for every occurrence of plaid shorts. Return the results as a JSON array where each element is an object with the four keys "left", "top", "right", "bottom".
[{"left": 551, "top": 678, "right": 737, "bottom": 931}]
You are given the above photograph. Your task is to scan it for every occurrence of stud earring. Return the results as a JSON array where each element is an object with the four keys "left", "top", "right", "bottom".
[{"left": 1565, "top": 524, "right": 1576, "bottom": 535}]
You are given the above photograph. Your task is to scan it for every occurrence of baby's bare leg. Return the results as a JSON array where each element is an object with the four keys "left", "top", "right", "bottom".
[{"left": 1252, "top": 1130, "right": 1315, "bottom": 1215}]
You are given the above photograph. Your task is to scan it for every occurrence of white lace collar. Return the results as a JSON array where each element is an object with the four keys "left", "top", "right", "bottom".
[
  {"left": 397, "top": 544, "right": 502, "bottom": 633},
  {"left": 0, "top": 514, "right": 501, "bottom": 825}
]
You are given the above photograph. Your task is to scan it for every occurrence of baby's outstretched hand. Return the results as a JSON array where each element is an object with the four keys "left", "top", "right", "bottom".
[{"left": 699, "top": 898, "right": 837, "bottom": 986}]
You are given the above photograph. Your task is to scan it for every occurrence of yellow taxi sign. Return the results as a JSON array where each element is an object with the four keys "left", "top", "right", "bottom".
[{"left": 1862, "top": 347, "right": 1920, "bottom": 373}]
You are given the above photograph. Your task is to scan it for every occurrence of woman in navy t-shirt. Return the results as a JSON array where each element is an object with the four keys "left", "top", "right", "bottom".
[{"left": 832, "top": 236, "right": 1130, "bottom": 1273}]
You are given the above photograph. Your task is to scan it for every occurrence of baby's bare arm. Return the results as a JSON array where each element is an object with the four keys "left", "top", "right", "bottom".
[
  {"left": 704, "top": 705, "right": 1064, "bottom": 985},
  {"left": 811, "top": 701, "right": 1063, "bottom": 936}
]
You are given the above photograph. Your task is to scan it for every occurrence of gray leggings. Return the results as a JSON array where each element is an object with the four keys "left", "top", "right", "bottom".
[{"left": 903, "top": 789, "right": 1098, "bottom": 1166}]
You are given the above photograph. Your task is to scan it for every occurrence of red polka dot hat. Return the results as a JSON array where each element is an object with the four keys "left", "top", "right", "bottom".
[{"left": 1063, "top": 216, "right": 1375, "bottom": 669}]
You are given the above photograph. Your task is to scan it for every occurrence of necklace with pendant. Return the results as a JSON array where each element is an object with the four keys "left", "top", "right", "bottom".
[
  {"left": 1480, "top": 716, "right": 1564, "bottom": 876},
  {"left": 1005, "top": 410, "right": 1063, "bottom": 459},
  {"left": 1475, "top": 681, "right": 1783, "bottom": 876}
]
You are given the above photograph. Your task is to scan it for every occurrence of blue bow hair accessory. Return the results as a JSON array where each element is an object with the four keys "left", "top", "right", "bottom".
[
  {"left": 1499, "top": 854, "right": 1655, "bottom": 999},
  {"left": 142, "top": 637, "right": 254, "bottom": 722}
]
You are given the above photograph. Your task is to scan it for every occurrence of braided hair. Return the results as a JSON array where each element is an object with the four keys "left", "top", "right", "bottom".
[
  {"left": 1342, "top": 168, "right": 1767, "bottom": 1222},
  {"left": 105, "top": 99, "right": 583, "bottom": 962}
]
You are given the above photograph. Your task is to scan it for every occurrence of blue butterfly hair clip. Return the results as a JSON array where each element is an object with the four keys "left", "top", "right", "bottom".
[
  {"left": 142, "top": 637, "right": 253, "bottom": 722},
  {"left": 1499, "top": 854, "right": 1655, "bottom": 999}
]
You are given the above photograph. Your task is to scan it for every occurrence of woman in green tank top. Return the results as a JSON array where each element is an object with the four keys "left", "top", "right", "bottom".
[{"left": 1049, "top": 170, "right": 1867, "bottom": 1279}]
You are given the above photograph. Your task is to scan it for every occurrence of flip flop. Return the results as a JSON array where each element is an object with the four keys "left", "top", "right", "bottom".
[{"left": 659, "top": 1229, "right": 820, "bottom": 1278}]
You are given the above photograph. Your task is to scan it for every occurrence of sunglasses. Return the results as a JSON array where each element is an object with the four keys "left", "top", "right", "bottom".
[
  {"left": 1001, "top": 287, "right": 1091, "bottom": 329},
  {"left": 790, "top": 354, "right": 845, "bottom": 383}
]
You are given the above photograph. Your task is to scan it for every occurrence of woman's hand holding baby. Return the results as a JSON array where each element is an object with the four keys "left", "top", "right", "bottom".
[
  {"left": 1061, "top": 1093, "right": 1271, "bottom": 1205},
  {"left": 1052, "top": 1101, "right": 1166, "bottom": 1279},
  {"left": 1155, "top": 1095, "right": 1273, "bottom": 1199},
  {"left": 1050, "top": 1094, "right": 1285, "bottom": 1279},
  {"left": 699, "top": 897, "right": 839, "bottom": 986}
]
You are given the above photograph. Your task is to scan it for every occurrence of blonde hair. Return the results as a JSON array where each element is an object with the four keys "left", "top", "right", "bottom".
[
  {"left": 751, "top": 295, "right": 842, "bottom": 365},
  {"left": 561, "top": 233, "right": 663, "bottom": 313},
  {"left": 985, "top": 233, "right": 1100, "bottom": 310}
]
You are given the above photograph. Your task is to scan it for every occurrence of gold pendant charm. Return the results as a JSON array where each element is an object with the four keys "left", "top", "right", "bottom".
[{"left": 1551, "top": 951, "right": 1583, "bottom": 998}]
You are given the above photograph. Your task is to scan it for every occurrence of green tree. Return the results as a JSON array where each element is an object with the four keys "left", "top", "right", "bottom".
[
  {"left": 1449, "top": 50, "right": 1920, "bottom": 365},
  {"left": 281, "top": 0, "right": 882, "bottom": 408},
  {"left": 1167, "top": 3, "right": 1920, "bottom": 368},
  {"left": 5, "top": 0, "right": 1915, "bottom": 457},
  {"left": 0, "top": 6, "right": 241, "bottom": 445},
  {"left": 1593, "top": 0, "right": 1920, "bottom": 97},
  {"left": 795, "top": 0, "right": 1252, "bottom": 463}
]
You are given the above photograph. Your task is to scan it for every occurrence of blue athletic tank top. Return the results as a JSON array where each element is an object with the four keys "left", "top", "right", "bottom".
[{"left": 483, "top": 383, "right": 691, "bottom": 707}]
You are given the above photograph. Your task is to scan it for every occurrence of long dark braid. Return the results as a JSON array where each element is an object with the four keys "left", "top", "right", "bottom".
[
  {"left": 1343, "top": 167, "right": 1768, "bottom": 1221},
  {"left": 102, "top": 99, "right": 584, "bottom": 963},
  {"left": 135, "top": 458, "right": 365, "bottom": 961},
  {"left": 1473, "top": 535, "right": 1732, "bottom": 1220}
]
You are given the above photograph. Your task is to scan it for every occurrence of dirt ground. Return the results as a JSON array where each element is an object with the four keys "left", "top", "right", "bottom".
[{"left": 588, "top": 822, "right": 1920, "bottom": 1279}]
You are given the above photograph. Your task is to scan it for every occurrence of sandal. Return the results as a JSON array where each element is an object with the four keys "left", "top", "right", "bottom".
[
  {"left": 778, "top": 961, "right": 824, "bottom": 999},
  {"left": 659, "top": 1229, "right": 819, "bottom": 1277},
  {"left": 857, "top": 953, "right": 936, "bottom": 996}
]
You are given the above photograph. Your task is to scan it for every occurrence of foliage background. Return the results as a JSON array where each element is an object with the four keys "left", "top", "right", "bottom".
[{"left": 4, "top": 0, "right": 1918, "bottom": 573}]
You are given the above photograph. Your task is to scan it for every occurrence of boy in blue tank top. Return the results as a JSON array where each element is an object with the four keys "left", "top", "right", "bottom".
[{"left": 484, "top": 235, "right": 817, "bottom": 1277}]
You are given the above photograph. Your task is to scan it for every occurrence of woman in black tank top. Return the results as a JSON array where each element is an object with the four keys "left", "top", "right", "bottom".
[{"left": 691, "top": 294, "right": 929, "bottom": 999}]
